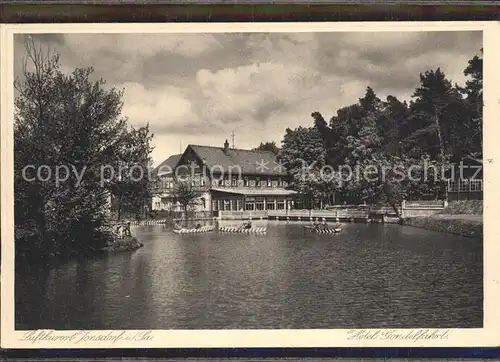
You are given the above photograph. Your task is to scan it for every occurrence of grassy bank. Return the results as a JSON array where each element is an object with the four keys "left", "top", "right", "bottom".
[
  {"left": 404, "top": 214, "right": 483, "bottom": 239},
  {"left": 402, "top": 200, "right": 483, "bottom": 238},
  {"left": 440, "top": 200, "right": 483, "bottom": 215}
]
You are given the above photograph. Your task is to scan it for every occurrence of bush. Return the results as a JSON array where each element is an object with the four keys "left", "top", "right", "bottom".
[
  {"left": 404, "top": 216, "right": 482, "bottom": 239},
  {"left": 441, "top": 200, "right": 483, "bottom": 215}
]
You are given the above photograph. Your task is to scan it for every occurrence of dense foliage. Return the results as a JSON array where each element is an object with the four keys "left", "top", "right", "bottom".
[
  {"left": 278, "top": 50, "right": 482, "bottom": 209},
  {"left": 253, "top": 141, "right": 280, "bottom": 155},
  {"left": 14, "top": 39, "right": 153, "bottom": 262},
  {"left": 167, "top": 180, "right": 205, "bottom": 213}
]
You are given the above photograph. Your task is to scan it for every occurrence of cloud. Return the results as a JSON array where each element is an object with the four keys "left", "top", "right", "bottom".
[
  {"left": 13, "top": 31, "right": 482, "bottom": 165},
  {"left": 196, "top": 62, "right": 321, "bottom": 124},
  {"left": 63, "top": 33, "right": 222, "bottom": 60}
]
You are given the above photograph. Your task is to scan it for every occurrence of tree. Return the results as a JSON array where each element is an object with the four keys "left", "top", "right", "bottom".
[
  {"left": 343, "top": 154, "right": 440, "bottom": 217},
  {"left": 345, "top": 111, "right": 381, "bottom": 165},
  {"left": 293, "top": 168, "right": 341, "bottom": 209},
  {"left": 279, "top": 126, "right": 326, "bottom": 174},
  {"left": 279, "top": 124, "right": 338, "bottom": 207},
  {"left": 253, "top": 141, "right": 280, "bottom": 155},
  {"left": 327, "top": 87, "right": 382, "bottom": 167},
  {"left": 111, "top": 124, "right": 154, "bottom": 220},
  {"left": 377, "top": 95, "right": 408, "bottom": 155},
  {"left": 459, "top": 49, "right": 483, "bottom": 157},
  {"left": 14, "top": 37, "right": 152, "bottom": 261},
  {"left": 402, "top": 68, "right": 467, "bottom": 161},
  {"left": 168, "top": 180, "right": 204, "bottom": 214}
]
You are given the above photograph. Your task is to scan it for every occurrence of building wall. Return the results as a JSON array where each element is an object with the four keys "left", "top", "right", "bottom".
[
  {"left": 152, "top": 171, "right": 212, "bottom": 212},
  {"left": 448, "top": 191, "right": 483, "bottom": 201},
  {"left": 152, "top": 190, "right": 211, "bottom": 212},
  {"left": 446, "top": 178, "right": 483, "bottom": 201},
  {"left": 165, "top": 150, "right": 294, "bottom": 214},
  {"left": 210, "top": 191, "right": 295, "bottom": 213}
]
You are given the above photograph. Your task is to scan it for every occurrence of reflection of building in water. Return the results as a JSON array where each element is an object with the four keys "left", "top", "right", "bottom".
[{"left": 152, "top": 140, "right": 298, "bottom": 214}]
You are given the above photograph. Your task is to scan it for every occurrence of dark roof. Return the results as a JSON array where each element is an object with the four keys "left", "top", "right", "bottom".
[
  {"left": 188, "top": 144, "right": 287, "bottom": 176},
  {"left": 153, "top": 154, "right": 182, "bottom": 177}
]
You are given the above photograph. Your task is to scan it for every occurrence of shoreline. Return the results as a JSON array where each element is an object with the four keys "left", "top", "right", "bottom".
[
  {"left": 15, "top": 232, "right": 144, "bottom": 269},
  {"left": 102, "top": 235, "right": 144, "bottom": 253},
  {"left": 403, "top": 214, "right": 483, "bottom": 239}
]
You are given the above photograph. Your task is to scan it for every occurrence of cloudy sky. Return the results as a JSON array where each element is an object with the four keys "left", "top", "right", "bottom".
[{"left": 14, "top": 31, "right": 482, "bottom": 166}]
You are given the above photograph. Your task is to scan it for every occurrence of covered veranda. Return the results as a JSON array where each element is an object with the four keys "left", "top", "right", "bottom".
[{"left": 210, "top": 187, "right": 298, "bottom": 214}]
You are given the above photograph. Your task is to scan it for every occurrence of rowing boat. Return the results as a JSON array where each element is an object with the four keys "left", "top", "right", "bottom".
[
  {"left": 218, "top": 226, "right": 268, "bottom": 234},
  {"left": 303, "top": 225, "right": 342, "bottom": 234},
  {"left": 173, "top": 225, "right": 215, "bottom": 234}
]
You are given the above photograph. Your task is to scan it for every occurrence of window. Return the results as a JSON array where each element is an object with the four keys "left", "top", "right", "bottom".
[
  {"left": 200, "top": 176, "right": 205, "bottom": 186},
  {"left": 278, "top": 178, "right": 282, "bottom": 187},
  {"left": 201, "top": 198, "right": 206, "bottom": 209},
  {"left": 267, "top": 178, "right": 272, "bottom": 187},
  {"left": 231, "top": 199, "right": 238, "bottom": 210},
  {"left": 277, "top": 201, "right": 285, "bottom": 210},
  {"left": 245, "top": 202, "right": 255, "bottom": 211},
  {"left": 256, "top": 201, "right": 265, "bottom": 211},
  {"left": 244, "top": 177, "right": 249, "bottom": 187},
  {"left": 470, "top": 179, "right": 483, "bottom": 192},
  {"left": 231, "top": 176, "right": 237, "bottom": 186},
  {"left": 224, "top": 199, "right": 230, "bottom": 210},
  {"left": 448, "top": 179, "right": 483, "bottom": 192},
  {"left": 266, "top": 201, "right": 275, "bottom": 210},
  {"left": 256, "top": 177, "right": 261, "bottom": 187},
  {"left": 459, "top": 180, "right": 468, "bottom": 192}
]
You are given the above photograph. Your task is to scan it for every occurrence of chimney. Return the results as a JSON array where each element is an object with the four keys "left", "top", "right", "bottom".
[{"left": 223, "top": 139, "right": 229, "bottom": 155}]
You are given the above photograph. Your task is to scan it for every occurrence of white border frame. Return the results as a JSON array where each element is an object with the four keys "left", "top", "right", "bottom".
[{"left": 1, "top": 21, "right": 499, "bottom": 349}]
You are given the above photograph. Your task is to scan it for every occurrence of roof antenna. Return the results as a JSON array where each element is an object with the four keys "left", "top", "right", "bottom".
[{"left": 231, "top": 128, "right": 235, "bottom": 149}]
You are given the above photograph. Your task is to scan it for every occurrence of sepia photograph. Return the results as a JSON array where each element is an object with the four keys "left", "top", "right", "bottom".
[{"left": 1, "top": 21, "right": 498, "bottom": 348}]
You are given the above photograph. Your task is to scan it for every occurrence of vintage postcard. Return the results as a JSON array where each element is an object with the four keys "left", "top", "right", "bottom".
[{"left": 1, "top": 21, "right": 499, "bottom": 348}]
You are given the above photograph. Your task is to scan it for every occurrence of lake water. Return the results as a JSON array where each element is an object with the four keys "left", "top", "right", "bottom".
[{"left": 15, "top": 221, "right": 483, "bottom": 329}]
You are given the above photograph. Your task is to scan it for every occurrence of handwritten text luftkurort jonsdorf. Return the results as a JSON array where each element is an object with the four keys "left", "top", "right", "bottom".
[
  {"left": 19, "top": 330, "right": 154, "bottom": 344},
  {"left": 347, "top": 329, "right": 450, "bottom": 342}
]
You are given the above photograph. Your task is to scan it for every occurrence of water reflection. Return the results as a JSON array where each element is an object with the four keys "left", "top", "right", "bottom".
[{"left": 16, "top": 221, "right": 483, "bottom": 329}]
